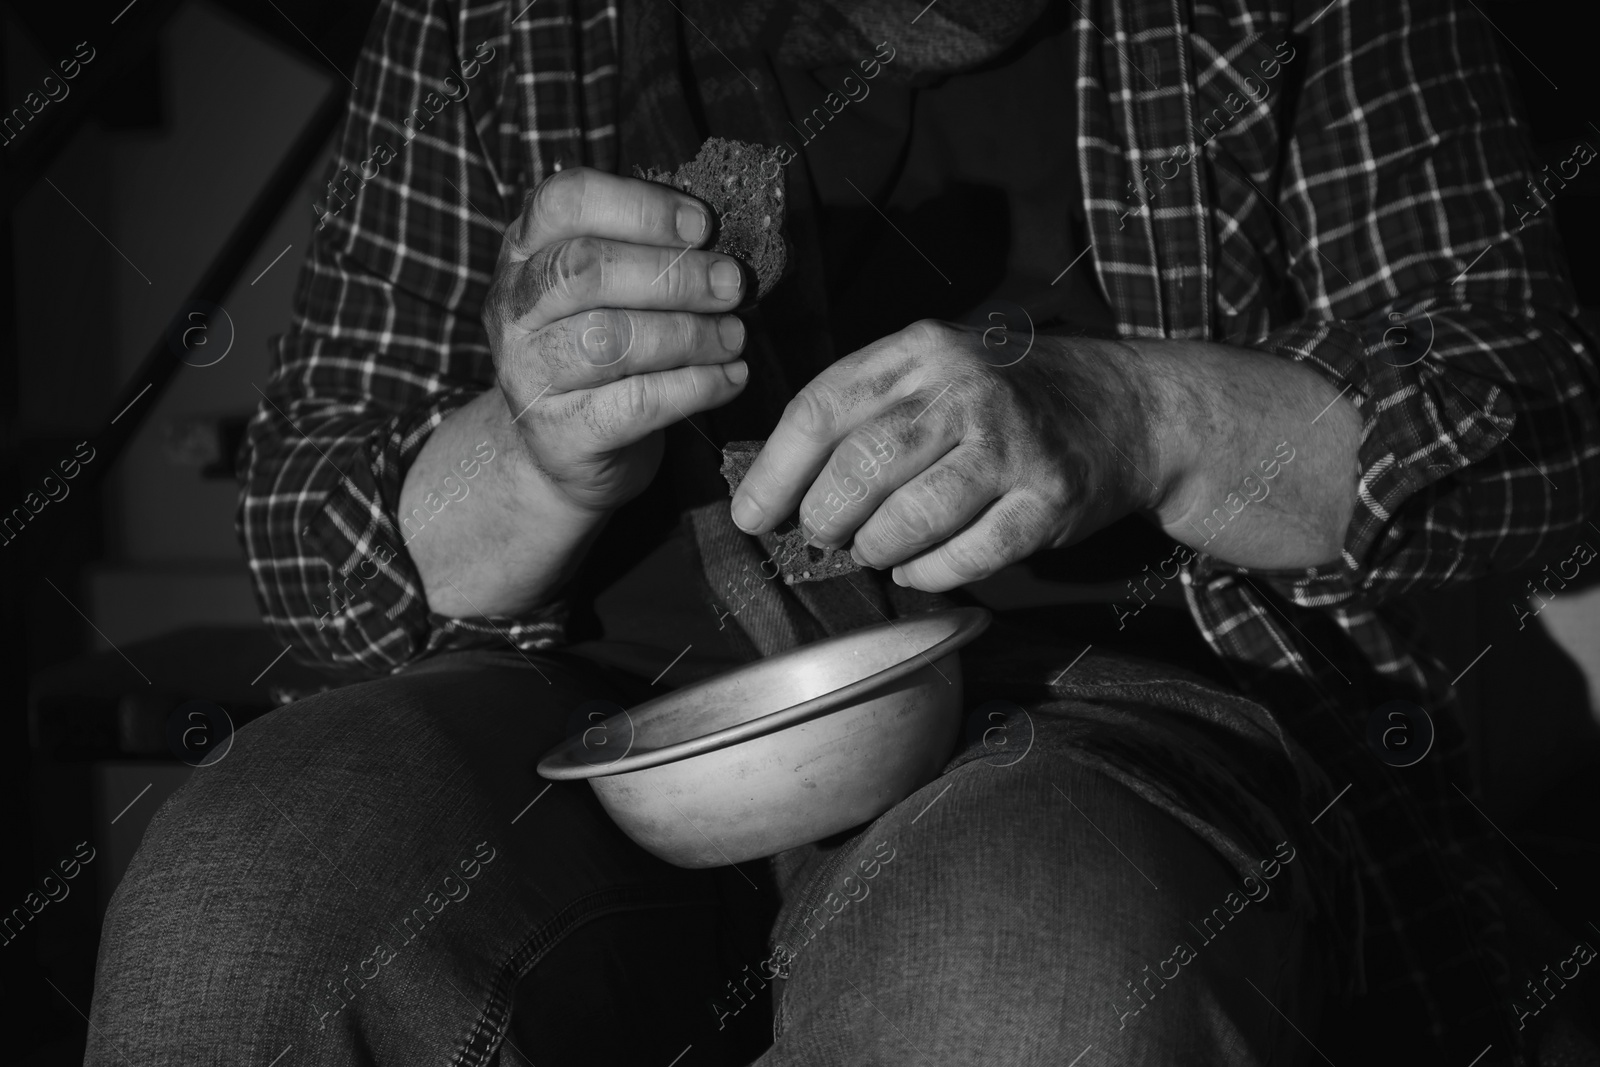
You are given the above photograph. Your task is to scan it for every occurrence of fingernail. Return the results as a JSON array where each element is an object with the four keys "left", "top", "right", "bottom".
[
  {"left": 731, "top": 495, "right": 762, "bottom": 531},
  {"left": 725, "top": 360, "right": 748, "bottom": 384},
  {"left": 677, "top": 204, "right": 707, "bottom": 243},
  {"left": 710, "top": 260, "right": 742, "bottom": 301},
  {"left": 718, "top": 315, "right": 746, "bottom": 351}
]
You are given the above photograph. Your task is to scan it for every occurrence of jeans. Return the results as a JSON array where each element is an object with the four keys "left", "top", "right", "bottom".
[{"left": 85, "top": 625, "right": 1332, "bottom": 1066}]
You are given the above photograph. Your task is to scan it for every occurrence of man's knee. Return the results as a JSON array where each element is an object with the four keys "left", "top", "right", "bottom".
[
  {"left": 765, "top": 758, "right": 1315, "bottom": 1064},
  {"left": 114, "top": 654, "right": 604, "bottom": 913},
  {"left": 88, "top": 652, "right": 685, "bottom": 1065}
]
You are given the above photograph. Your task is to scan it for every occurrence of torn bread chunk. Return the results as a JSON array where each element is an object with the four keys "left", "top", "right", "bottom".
[
  {"left": 636, "top": 138, "right": 789, "bottom": 299},
  {"left": 720, "top": 440, "right": 861, "bottom": 584}
]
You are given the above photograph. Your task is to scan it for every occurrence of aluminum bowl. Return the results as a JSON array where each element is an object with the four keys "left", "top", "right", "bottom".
[{"left": 537, "top": 607, "right": 991, "bottom": 867}]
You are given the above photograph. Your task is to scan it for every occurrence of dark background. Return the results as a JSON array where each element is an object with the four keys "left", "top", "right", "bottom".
[{"left": 2, "top": 1, "right": 1597, "bottom": 1062}]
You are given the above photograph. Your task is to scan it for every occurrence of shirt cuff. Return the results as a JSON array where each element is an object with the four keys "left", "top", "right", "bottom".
[
  {"left": 304, "top": 387, "right": 569, "bottom": 672},
  {"left": 1222, "top": 313, "right": 1516, "bottom": 602}
]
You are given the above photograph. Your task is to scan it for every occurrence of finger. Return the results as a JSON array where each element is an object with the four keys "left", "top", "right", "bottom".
[
  {"left": 503, "top": 167, "right": 713, "bottom": 264},
  {"left": 508, "top": 237, "right": 745, "bottom": 333},
  {"left": 891, "top": 492, "right": 1055, "bottom": 592},
  {"left": 511, "top": 310, "right": 746, "bottom": 395},
  {"left": 848, "top": 445, "right": 1004, "bottom": 570},
  {"left": 557, "top": 360, "right": 749, "bottom": 451},
  {"left": 793, "top": 395, "right": 963, "bottom": 549},
  {"left": 731, "top": 324, "right": 940, "bottom": 534}
]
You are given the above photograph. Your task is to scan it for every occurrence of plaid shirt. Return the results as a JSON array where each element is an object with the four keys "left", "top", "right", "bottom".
[{"left": 240, "top": 0, "right": 1600, "bottom": 1053}]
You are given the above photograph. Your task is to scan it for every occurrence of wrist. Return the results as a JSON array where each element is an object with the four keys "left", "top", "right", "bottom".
[
  {"left": 1118, "top": 339, "right": 1361, "bottom": 568},
  {"left": 1092, "top": 337, "right": 1194, "bottom": 517},
  {"left": 405, "top": 389, "right": 612, "bottom": 618},
  {"left": 498, "top": 417, "right": 613, "bottom": 526}
]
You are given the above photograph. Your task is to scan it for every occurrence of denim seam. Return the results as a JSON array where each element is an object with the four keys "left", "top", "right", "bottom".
[{"left": 451, "top": 881, "right": 715, "bottom": 1067}]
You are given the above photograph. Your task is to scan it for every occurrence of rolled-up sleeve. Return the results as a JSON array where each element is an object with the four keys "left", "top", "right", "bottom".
[
  {"left": 237, "top": 0, "right": 573, "bottom": 676},
  {"left": 1245, "top": 0, "right": 1600, "bottom": 605}
]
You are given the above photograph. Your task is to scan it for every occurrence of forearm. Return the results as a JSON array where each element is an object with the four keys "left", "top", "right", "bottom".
[
  {"left": 400, "top": 389, "right": 611, "bottom": 618},
  {"left": 1130, "top": 338, "right": 1363, "bottom": 570}
]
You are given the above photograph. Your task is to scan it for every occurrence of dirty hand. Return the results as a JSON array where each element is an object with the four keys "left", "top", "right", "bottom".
[
  {"left": 726, "top": 320, "right": 1170, "bottom": 591},
  {"left": 483, "top": 166, "right": 751, "bottom": 513}
]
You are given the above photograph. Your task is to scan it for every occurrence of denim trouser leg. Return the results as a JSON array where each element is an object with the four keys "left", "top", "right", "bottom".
[
  {"left": 753, "top": 694, "right": 1327, "bottom": 1067},
  {"left": 83, "top": 650, "right": 768, "bottom": 1067},
  {"left": 86, "top": 647, "right": 1330, "bottom": 1066}
]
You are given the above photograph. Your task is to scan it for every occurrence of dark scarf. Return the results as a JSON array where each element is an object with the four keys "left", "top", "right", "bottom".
[{"left": 617, "top": 0, "right": 1048, "bottom": 660}]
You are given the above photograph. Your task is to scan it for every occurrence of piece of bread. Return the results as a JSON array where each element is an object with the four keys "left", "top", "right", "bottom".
[
  {"left": 721, "top": 440, "right": 862, "bottom": 585},
  {"left": 636, "top": 138, "right": 789, "bottom": 299}
]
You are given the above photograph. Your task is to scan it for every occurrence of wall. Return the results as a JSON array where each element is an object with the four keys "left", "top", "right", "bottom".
[{"left": 78, "top": 1, "right": 329, "bottom": 643}]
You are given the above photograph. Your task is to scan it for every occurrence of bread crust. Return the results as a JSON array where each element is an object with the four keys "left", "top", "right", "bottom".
[{"left": 637, "top": 138, "right": 789, "bottom": 298}]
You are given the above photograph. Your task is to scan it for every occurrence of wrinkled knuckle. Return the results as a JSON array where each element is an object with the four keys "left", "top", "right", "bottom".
[
  {"left": 482, "top": 276, "right": 511, "bottom": 343},
  {"left": 902, "top": 318, "right": 954, "bottom": 350},
  {"left": 618, "top": 373, "right": 653, "bottom": 428},
  {"left": 566, "top": 235, "right": 604, "bottom": 282},
  {"left": 850, "top": 524, "right": 888, "bottom": 565},
  {"left": 836, "top": 433, "right": 884, "bottom": 483},
  {"left": 939, "top": 538, "right": 993, "bottom": 584},
  {"left": 825, "top": 462, "right": 861, "bottom": 506},
  {"left": 527, "top": 247, "right": 561, "bottom": 306},
  {"left": 528, "top": 168, "right": 584, "bottom": 236},
  {"left": 654, "top": 250, "right": 696, "bottom": 302},
  {"left": 969, "top": 426, "right": 1011, "bottom": 465},
  {"left": 1013, "top": 490, "right": 1057, "bottom": 530},
  {"left": 663, "top": 313, "right": 697, "bottom": 358},
  {"left": 560, "top": 389, "right": 593, "bottom": 430},
  {"left": 993, "top": 494, "right": 1055, "bottom": 560},
  {"left": 941, "top": 456, "right": 987, "bottom": 498},
  {"left": 630, "top": 192, "right": 659, "bottom": 240},
  {"left": 649, "top": 310, "right": 688, "bottom": 356},
  {"left": 536, "top": 239, "right": 589, "bottom": 305},
  {"left": 822, "top": 464, "right": 867, "bottom": 509},
  {"left": 884, "top": 494, "right": 940, "bottom": 546},
  {"left": 784, "top": 385, "right": 841, "bottom": 441},
  {"left": 1030, "top": 482, "right": 1069, "bottom": 524}
]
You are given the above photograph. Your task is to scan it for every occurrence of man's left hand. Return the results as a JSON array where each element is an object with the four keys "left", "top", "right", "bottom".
[{"left": 727, "top": 319, "right": 1174, "bottom": 591}]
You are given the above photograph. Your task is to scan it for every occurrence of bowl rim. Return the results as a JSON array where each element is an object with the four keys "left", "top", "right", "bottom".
[{"left": 537, "top": 606, "right": 991, "bottom": 781}]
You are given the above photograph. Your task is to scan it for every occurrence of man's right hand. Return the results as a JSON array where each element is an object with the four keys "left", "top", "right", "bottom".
[{"left": 483, "top": 166, "right": 751, "bottom": 514}]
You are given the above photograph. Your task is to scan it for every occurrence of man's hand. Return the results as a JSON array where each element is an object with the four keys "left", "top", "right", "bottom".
[
  {"left": 484, "top": 166, "right": 751, "bottom": 513},
  {"left": 727, "top": 320, "right": 1362, "bottom": 591},
  {"left": 726, "top": 320, "right": 1169, "bottom": 591},
  {"left": 402, "top": 167, "right": 753, "bottom": 618}
]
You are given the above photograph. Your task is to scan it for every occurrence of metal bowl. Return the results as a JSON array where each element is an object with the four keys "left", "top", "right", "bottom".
[{"left": 537, "top": 607, "right": 991, "bottom": 867}]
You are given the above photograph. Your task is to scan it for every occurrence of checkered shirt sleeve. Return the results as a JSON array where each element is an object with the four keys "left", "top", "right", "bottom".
[
  {"left": 237, "top": 0, "right": 618, "bottom": 676},
  {"left": 1230, "top": 0, "right": 1600, "bottom": 610}
]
